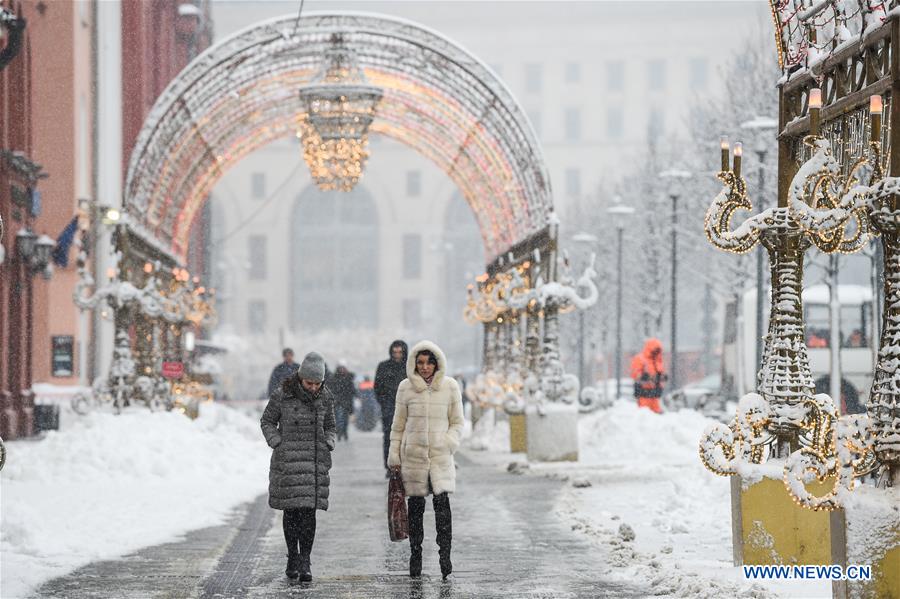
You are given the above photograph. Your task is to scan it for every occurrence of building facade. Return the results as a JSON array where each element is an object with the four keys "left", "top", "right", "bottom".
[{"left": 0, "top": 0, "right": 212, "bottom": 438}]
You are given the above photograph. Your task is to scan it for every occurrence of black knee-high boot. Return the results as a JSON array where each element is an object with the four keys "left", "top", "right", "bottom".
[
  {"left": 407, "top": 497, "right": 426, "bottom": 577},
  {"left": 297, "top": 508, "right": 316, "bottom": 582},
  {"left": 433, "top": 493, "right": 452, "bottom": 580},
  {"left": 282, "top": 510, "right": 301, "bottom": 579}
]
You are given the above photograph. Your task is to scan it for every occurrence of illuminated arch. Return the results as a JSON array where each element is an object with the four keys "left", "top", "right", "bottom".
[{"left": 124, "top": 12, "right": 553, "bottom": 263}]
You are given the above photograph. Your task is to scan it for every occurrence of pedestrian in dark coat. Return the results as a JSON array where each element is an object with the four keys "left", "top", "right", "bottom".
[
  {"left": 267, "top": 348, "right": 299, "bottom": 399},
  {"left": 260, "top": 351, "right": 336, "bottom": 582},
  {"left": 330, "top": 364, "right": 356, "bottom": 441},
  {"left": 374, "top": 340, "right": 407, "bottom": 475}
]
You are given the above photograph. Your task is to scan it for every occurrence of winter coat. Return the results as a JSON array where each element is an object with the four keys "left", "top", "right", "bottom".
[
  {"left": 330, "top": 368, "right": 357, "bottom": 412},
  {"left": 374, "top": 340, "right": 408, "bottom": 422},
  {"left": 387, "top": 340, "right": 465, "bottom": 497},
  {"left": 267, "top": 361, "right": 299, "bottom": 398},
  {"left": 260, "top": 376, "right": 336, "bottom": 510},
  {"left": 630, "top": 338, "right": 667, "bottom": 399}
]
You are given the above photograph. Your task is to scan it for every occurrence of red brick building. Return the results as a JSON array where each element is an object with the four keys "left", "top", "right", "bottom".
[{"left": 0, "top": 0, "right": 212, "bottom": 439}]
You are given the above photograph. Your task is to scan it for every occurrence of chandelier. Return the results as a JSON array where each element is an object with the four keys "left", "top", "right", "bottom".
[{"left": 297, "top": 33, "right": 383, "bottom": 192}]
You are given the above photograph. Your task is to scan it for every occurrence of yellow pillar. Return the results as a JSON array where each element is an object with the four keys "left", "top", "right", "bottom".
[
  {"left": 509, "top": 413, "right": 526, "bottom": 453},
  {"left": 736, "top": 475, "right": 835, "bottom": 565},
  {"left": 833, "top": 486, "right": 900, "bottom": 599}
]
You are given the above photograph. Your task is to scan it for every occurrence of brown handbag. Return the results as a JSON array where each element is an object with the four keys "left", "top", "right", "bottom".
[{"left": 387, "top": 470, "right": 409, "bottom": 542}]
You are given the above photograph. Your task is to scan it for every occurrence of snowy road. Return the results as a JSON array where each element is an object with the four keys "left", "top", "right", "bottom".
[{"left": 34, "top": 430, "right": 648, "bottom": 598}]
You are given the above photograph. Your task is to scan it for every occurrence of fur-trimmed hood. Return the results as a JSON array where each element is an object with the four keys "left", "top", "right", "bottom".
[{"left": 406, "top": 340, "right": 447, "bottom": 392}]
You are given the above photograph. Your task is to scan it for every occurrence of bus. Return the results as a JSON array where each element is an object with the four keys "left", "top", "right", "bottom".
[{"left": 721, "top": 284, "right": 874, "bottom": 414}]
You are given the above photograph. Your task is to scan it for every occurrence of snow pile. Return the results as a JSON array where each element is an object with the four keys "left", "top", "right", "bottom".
[
  {"left": 1, "top": 403, "right": 270, "bottom": 598},
  {"left": 531, "top": 400, "right": 828, "bottom": 598},
  {"left": 464, "top": 408, "right": 510, "bottom": 453}
]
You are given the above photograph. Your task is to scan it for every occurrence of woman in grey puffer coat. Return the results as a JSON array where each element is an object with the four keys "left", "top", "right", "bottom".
[{"left": 261, "top": 351, "right": 336, "bottom": 582}]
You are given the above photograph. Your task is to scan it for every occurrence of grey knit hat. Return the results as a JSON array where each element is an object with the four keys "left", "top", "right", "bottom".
[{"left": 298, "top": 351, "right": 326, "bottom": 382}]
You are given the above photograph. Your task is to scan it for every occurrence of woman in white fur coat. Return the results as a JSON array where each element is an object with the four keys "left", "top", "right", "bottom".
[{"left": 388, "top": 340, "right": 464, "bottom": 580}]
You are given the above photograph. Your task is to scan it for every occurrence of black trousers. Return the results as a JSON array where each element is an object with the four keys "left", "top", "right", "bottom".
[
  {"left": 283, "top": 508, "right": 316, "bottom": 557},
  {"left": 407, "top": 492, "right": 452, "bottom": 559}
]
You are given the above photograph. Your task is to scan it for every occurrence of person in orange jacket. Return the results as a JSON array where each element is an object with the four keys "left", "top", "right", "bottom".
[{"left": 630, "top": 338, "right": 668, "bottom": 413}]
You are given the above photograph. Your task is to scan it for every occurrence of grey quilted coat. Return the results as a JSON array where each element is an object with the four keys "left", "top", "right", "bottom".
[{"left": 260, "top": 376, "right": 337, "bottom": 510}]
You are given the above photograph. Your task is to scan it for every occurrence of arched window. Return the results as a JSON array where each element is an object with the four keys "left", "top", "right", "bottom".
[
  {"left": 290, "top": 185, "right": 379, "bottom": 331},
  {"left": 441, "top": 192, "right": 485, "bottom": 367}
]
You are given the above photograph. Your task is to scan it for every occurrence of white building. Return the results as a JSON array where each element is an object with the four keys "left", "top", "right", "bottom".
[{"left": 206, "top": 0, "right": 768, "bottom": 381}]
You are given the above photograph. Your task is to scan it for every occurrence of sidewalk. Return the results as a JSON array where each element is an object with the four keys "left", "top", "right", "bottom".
[{"left": 35, "top": 430, "right": 648, "bottom": 598}]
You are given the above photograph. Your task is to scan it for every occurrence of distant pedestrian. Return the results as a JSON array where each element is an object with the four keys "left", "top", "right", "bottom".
[
  {"left": 330, "top": 363, "right": 356, "bottom": 441},
  {"left": 374, "top": 340, "right": 407, "bottom": 477},
  {"left": 630, "top": 338, "right": 668, "bottom": 414},
  {"left": 260, "top": 352, "right": 336, "bottom": 582},
  {"left": 388, "top": 340, "right": 464, "bottom": 580},
  {"left": 355, "top": 375, "right": 379, "bottom": 431},
  {"left": 267, "top": 348, "right": 299, "bottom": 399}
]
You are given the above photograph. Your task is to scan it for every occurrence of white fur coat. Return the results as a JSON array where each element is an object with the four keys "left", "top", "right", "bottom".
[{"left": 387, "top": 340, "right": 464, "bottom": 496}]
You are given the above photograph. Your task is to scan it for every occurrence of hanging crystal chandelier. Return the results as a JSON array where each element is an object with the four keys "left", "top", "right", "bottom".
[{"left": 297, "top": 33, "right": 383, "bottom": 192}]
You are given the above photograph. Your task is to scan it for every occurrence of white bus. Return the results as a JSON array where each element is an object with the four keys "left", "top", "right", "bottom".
[{"left": 721, "top": 284, "right": 874, "bottom": 414}]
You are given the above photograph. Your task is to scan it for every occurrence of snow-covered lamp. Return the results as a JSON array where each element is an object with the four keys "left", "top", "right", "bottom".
[
  {"left": 870, "top": 95, "right": 882, "bottom": 143},
  {"left": 184, "top": 330, "right": 196, "bottom": 352},
  {"left": 808, "top": 88, "right": 822, "bottom": 136}
]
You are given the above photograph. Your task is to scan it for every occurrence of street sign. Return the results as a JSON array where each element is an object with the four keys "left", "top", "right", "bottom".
[{"left": 161, "top": 361, "right": 184, "bottom": 379}]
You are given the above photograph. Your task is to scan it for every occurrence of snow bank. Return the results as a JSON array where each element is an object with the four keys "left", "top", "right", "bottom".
[
  {"left": 464, "top": 408, "right": 510, "bottom": 453},
  {"left": 0, "top": 403, "right": 270, "bottom": 598},
  {"left": 523, "top": 401, "right": 829, "bottom": 598}
]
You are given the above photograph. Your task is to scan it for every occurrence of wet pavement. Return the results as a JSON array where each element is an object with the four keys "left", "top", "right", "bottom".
[{"left": 35, "top": 430, "right": 648, "bottom": 598}]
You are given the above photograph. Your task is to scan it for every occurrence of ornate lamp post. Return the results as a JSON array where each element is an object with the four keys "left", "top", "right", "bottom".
[
  {"left": 700, "top": 89, "right": 870, "bottom": 469},
  {"left": 607, "top": 200, "right": 634, "bottom": 400},
  {"left": 572, "top": 232, "right": 599, "bottom": 389},
  {"left": 660, "top": 169, "right": 692, "bottom": 390}
]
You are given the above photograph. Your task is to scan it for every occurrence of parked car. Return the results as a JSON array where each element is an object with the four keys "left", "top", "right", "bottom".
[{"left": 662, "top": 374, "right": 725, "bottom": 417}]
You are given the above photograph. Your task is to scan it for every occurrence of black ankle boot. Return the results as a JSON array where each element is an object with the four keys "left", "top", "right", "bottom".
[
  {"left": 298, "top": 555, "right": 312, "bottom": 582},
  {"left": 409, "top": 548, "right": 422, "bottom": 578},
  {"left": 439, "top": 553, "right": 452, "bottom": 580},
  {"left": 285, "top": 553, "right": 300, "bottom": 579}
]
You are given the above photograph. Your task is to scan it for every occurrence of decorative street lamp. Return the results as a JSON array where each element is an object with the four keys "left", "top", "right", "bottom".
[
  {"left": 297, "top": 33, "right": 383, "bottom": 192},
  {"left": 607, "top": 199, "right": 634, "bottom": 400},
  {"left": 15, "top": 227, "right": 37, "bottom": 261},
  {"left": 14, "top": 228, "right": 54, "bottom": 275},
  {"left": 572, "top": 231, "right": 599, "bottom": 389},
  {"left": 660, "top": 169, "right": 692, "bottom": 391},
  {"left": 741, "top": 116, "right": 778, "bottom": 376}
]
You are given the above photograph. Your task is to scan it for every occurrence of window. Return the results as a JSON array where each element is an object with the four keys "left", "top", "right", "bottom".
[
  {"left": 251, "top": 172, "right": 266, "bottom": 199},
  {"left": 648, "top": 59, "right": 666, "bottom": 91},
  {"left": 248, "top": 300, "right": 267, "bottom": 331},
  {"left": 805, "top": 302, "right": 873, "bottom": 348},
  {"left": 292, "top": 186, "right": 379, "bottom": 331},
  {"left": 565, "top": 168, "right": 581, "bottom": 197},
  {"left": 689, "top": 57, "right": 708, "bottom": 89},
  {"left": 607, "top": 106, "right": 624, "bottom": 139},
  {"left": 403, "top": 299, "right": 422, "bottom": 330},
  {"left": 248, "top": 235, "right": 267, "bottom": 280},
  {"left": 564, "top": 107, "right": 581, "bottom": 141},
  {"left": 528, "top": 109, "right": 542, "bottom": 136},
  {"left": 607, "top": 61, "right": 624, "bottom": 92},
  {"left": 403, "top": 234, "right": 421, "bottom": 279},
  {"left": 51, "top": 336, "right": 75, "bottom": 377},
  {"left": 565, "top": 61, "right": 580, "bottom": 84},
  {"left": 406, "top": 170, "right": 422, "bottom": 197},
  {"left": 525, "top": 63, "right": 542, "bottom": 93}
]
